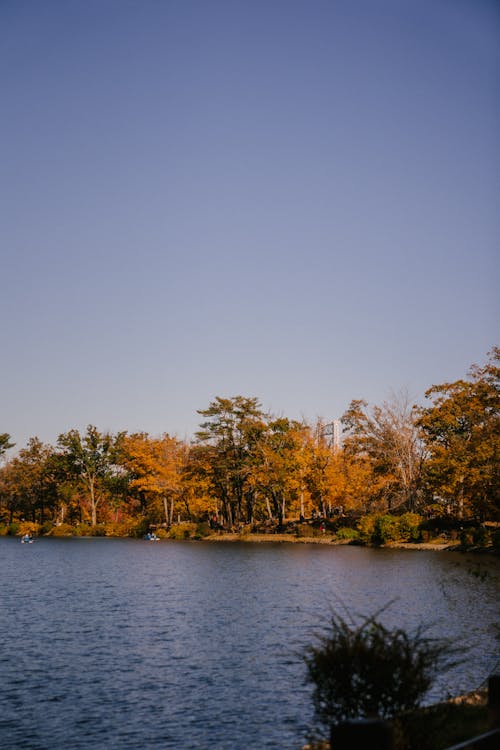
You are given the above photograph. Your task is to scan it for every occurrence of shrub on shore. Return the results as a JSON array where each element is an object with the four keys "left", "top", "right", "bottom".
[
  {"left": 398, "top": 513, "right": 423, "bottom": 542},
  {"left": 373, "top": 515, "right": 401, "bottom": 545},
  {"left": 459, "top": 525, "right": 493, "bottom": 550},
  {"left": 357, "top": 514, "right": 376, "bottom": 544},
  {"left": 357, "top": 513, "right": 423, "bottom": 545},
  {"left": 0, "top": 522, "right": 24, "bottom": 536},
  {"left": 334, "top": 527, "right": 359, "bottom": 541},
  {"left": 304, "top": 608, "right": 457, "bottom": 743},
  {"left": 195, "top": 521, "right": 213, "bottom": 539},
  {"left": 168, "top": 522, "right": 197, "bottom": 539},
  {"left": 296, "top": 523, "right": 321, "bottom": 538},
  {"left": 17, "top": 521, "right": 42, "bottom": 538},
  {"left": 128, "top": 518, "right": 151, "bottom": 538},
  {"left": 3, "top": 513, "right": 495, "bottom": 552},
  {"left": 47, "top": 523, "right": 75, "bottom": 536}
]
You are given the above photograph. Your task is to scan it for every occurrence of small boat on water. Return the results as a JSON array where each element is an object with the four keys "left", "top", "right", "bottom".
[
  {"left": 21, "top": 534, "right": 34, "bottom": 544},
  {"left": 144, "top": 532, "right": 160, "bottom": 541}
]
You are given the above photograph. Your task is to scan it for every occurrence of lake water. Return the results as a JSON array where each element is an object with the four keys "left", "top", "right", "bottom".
[{"left": 0, "top": 538, "right": 499, "bottom": 749}]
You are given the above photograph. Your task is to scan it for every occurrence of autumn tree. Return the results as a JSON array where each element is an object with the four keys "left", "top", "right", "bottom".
[
  {"left": 0, "top": 438, "right": 59, "bottom": 524},
  {"left": 120, "top": 432, "right": 187, "bottom": 525},
  {"left": 178, "top": 445, "right": 216, "bottom": 522},
  {"left": 304, "top": 421, "right": 347, "bottom": 517},
  {"left": 194, "top": 396, "right": 268, "bottom": 526},
  {"left": 254, "top": 418, "right": 307, "bottom": 525},
  {"left": 0, "top": 433, "right": 15, "bottom": 522},
  {"left": 342, "top": 391, "right": 426, "bottom": 512},
  {"left": 335, "top": 451, "right": 375, "bottom": 514},
  {"left": 57, "top": 425, "right": 124, "bottom": 526},
  {"left": 417, "top": 348, "right": 500, "bottom": 520}
]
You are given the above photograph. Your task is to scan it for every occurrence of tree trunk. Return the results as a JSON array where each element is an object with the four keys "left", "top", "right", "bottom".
[
  {"left": 245, "top": 490, "right": 254, "bottom": 523},
  {"left": 266, "top": 497, "right": 273, "bottom": 520},
  {"left": 88, "top": 475, "right": 98, "bottom": 526},
  {"left": 458, "top": 481, "right": 464, "bottom": 520}
]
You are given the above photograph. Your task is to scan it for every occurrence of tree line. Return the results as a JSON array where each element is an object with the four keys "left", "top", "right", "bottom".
[{"left": 1, "top": 348, "right": 498, "bottom": 534}]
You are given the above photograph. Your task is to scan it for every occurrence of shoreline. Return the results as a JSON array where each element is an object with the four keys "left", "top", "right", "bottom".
[
  {"left": 6, "top": 531, "right": 497, "bottom": 554},
  {"left": 197, "top": 533, "right": 479, "bottom": 552}
]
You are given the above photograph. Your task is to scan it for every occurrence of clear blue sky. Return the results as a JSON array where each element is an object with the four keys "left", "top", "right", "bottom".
[{"left": 1, "top": 0, "right": 499, "bottom": 450}]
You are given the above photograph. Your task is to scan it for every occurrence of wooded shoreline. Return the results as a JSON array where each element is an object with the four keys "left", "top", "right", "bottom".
[
  {"left": 7, "top": 526, "right": 499, "bottom": 555},
  {"left": 2, "top": 349, "right": 498, "bottom": 540}
]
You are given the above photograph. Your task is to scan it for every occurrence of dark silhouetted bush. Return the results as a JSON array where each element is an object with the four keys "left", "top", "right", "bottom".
[
  {"left": 304, "top": 609, "right": 456, "bottom": 739},
  {"left": 492, "top": 529, "right": 500, "bottom": 552},
  {"left": 472, "top": 526, "right": 489, "bottom": 547}
]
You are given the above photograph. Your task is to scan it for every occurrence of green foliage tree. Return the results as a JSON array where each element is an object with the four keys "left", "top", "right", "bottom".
[
  {"left": 194, "top": 396, "right": 268, "bottom": 526},
  {"left": 0, "top": 438, "right": 61, "bottom": 525},
  {"left": 372, "top": 514, "right": 401, "bottom": 545},
  {"left": 57, "top": 425, "right": 124, "bottom": 526},
  {"left": 0, "top": 432, "right": 14, "bottom": 458}
]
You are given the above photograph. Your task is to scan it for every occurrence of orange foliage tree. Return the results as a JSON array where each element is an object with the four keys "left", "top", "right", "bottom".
[
  {"left": 417, "top": 348, "right": 500, "bottom": 520},
  {"left": 121, "top": 432, "right": 188, "bottom": 525}
]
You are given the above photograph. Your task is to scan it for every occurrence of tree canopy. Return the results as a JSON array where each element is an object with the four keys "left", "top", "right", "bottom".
[
  {"left": 1, "top": 349, "right": 498, "bottom": 531},
  {"left": 417, "top": 347, "right": 499, "bottom": 519},
  {"left": 0, "top": 433, "right": 14, "bottom": 458}
]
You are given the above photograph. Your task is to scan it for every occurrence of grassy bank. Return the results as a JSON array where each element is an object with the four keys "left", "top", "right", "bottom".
[{"left": 304, "top": 687, "right": 490, "bottom": 750}]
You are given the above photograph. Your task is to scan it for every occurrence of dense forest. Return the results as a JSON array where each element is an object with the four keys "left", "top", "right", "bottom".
[{"left": 1, "top": 349, "right": 498, "bottom": 543}]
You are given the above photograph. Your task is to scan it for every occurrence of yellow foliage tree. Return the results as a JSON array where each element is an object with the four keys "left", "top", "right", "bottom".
[{"left": 304, "top": 421, "right": 346, "bottom": 517}]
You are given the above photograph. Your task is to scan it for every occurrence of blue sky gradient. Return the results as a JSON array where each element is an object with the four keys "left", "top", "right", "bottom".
[{"left": 1, "top": 0, "right": 499, "bottom": 449}]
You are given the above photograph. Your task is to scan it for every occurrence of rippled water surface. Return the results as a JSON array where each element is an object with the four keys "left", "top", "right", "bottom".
[{"left": 0, "top": 538, "right": 499, "bottom": 749}]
